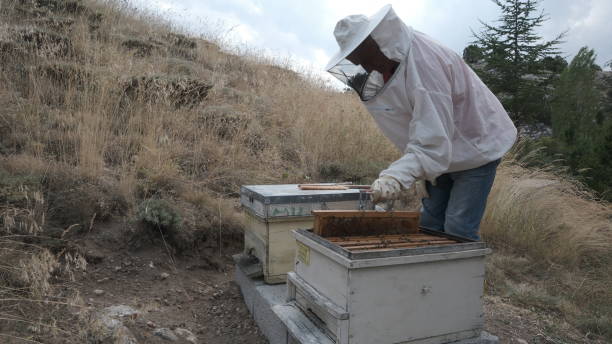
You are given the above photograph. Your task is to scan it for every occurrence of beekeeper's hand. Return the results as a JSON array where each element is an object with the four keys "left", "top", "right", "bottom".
[{"left": 371, "top": 176, "right": 402, "bottom": 203}]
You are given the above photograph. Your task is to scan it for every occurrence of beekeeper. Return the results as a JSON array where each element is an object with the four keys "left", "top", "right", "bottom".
[{"left": 326, "top": 5, "right": 517, "bottom": 240}]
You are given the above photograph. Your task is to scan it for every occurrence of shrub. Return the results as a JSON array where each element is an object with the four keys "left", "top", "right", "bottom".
[
  {"left": 122, "top": 75, "right": 212, "bottom": 108},
  {"left": 198, "top": 105, "right": 251, "bottom": 139},
  {"left": 137, "top": 198, "right": 181, "bottom": 229},
  {"left": 121, "top": 38, "right": 163, "bottom": 57},
  {"left": 13, "top": 26, "right": 73, "bottom": 58}
]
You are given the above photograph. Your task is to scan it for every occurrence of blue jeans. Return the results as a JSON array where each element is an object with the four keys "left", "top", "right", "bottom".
[{"left": 419, "top": 159, "right": 500, "bottom": 241}]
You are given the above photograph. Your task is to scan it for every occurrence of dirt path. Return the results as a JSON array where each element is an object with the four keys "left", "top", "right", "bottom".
[{"left": 73, "top": 221, "right": 267, "bottom": 344}]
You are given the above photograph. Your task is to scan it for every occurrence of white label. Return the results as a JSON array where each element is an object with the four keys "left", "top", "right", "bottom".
[{"left": 297, "top": 241, "right": 310, "bottom": 265}]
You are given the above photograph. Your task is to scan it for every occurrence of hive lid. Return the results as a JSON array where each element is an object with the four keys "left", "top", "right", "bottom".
[{"left": 240, "top": 184, "right": 367, "bottom": 205}]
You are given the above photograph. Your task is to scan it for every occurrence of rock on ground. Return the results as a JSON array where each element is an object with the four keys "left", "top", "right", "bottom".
[
  {"left": 96, "top": 305, "right": 141, "bottom": 344},
  {"left": 153, "top": 327, "right": 179, "bottom": 341},
  {"left": 174, "top": 328, "right": 198, "bottom": 343}
]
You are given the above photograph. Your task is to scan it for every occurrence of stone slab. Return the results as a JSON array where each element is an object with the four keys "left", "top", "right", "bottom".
[{"left": 234, "top": 254, "right": 288, "bottom": 344}]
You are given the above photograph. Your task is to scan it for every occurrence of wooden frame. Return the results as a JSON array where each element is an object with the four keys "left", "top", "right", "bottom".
[{"left": 312, "top": 210, "right": 420, "bottom": 237}]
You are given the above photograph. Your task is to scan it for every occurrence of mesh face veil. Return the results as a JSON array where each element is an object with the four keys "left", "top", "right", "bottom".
[{"left": 328, "top": 59, "right": 386, "bottom": 101}]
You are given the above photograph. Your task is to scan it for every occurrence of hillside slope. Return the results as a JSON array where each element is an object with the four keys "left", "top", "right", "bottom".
[{"left": 0, "top": 0, "right": 610, "bottom": 343}]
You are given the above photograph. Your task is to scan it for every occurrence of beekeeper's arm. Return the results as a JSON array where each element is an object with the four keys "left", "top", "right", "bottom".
[{"left": 372, "top": 66, "right": 454, "bottom": 201}]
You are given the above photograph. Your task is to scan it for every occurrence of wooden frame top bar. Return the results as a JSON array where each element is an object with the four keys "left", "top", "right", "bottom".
[
  {"left": 312, "top": 210, "right": 420, "bottom": 237},
  {"left": 311, "top": 210, "right": 419, "bottom": 218}
]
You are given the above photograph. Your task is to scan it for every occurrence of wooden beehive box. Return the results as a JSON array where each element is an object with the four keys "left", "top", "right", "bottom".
[
  {"left": 240, "top": 185, "right": 372, "bottom": 284},
  {"left": 282, "top": 210, "right": 490, "bottom": 344}
]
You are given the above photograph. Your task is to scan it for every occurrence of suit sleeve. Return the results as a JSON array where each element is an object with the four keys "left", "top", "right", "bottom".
[{"left": 379, "top": 60, "right": 455, "bottom": 187}]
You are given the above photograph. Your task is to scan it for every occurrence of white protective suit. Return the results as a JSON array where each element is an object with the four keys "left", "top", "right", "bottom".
[{"left": 326, "top": 5, "right": 517, "bottom": 188}]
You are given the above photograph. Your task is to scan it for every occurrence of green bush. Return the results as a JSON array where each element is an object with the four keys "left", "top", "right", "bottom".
[{"left": 137, "top": 198, "right": 181, "bottom": 229}]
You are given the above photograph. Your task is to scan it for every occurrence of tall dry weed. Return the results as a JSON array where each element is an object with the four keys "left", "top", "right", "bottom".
[
  {"left": 482, "top": 144, "right": 612, "bottom": 338},
  {"left": 483, "top": 159, "right": 611, "bottom": 268},
  {"left": 0, "top": 187, "right": 88, "bottom": 342}
]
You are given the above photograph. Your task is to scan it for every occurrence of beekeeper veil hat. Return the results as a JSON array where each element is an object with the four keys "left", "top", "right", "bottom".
[{"left": 326, "top": 4, "right": 411, "bottom": 101}]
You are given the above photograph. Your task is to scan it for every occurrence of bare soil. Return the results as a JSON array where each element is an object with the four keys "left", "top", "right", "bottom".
[{"left": 72, "top": 220, "right": 267, "bottom": 344}]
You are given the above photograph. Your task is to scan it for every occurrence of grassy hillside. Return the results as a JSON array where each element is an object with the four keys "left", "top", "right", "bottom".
[
  {"left": 0, "top": 0, "right": 397, "bottom": 253},
  {"left": 0, "top": 0, "right": 610, "bottom": 342}
]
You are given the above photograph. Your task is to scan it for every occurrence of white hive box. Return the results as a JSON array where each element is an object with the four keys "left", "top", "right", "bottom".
[
  {"left": 280, "top": 210, "right": 490, "bottom": 344},
  {"left": 240, "top": 185, "right": 372, "bottom": 284}
]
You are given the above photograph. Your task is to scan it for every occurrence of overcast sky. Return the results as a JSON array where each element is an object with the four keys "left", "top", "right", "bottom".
[{"left": 133, "top": 0, "right": 611, "bottom": 72}]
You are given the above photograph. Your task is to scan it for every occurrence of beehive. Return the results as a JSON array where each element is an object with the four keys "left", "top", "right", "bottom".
[
  {"left": 240, "top": 185, "right": 372, "bottom": 284},
  {"left": 281, "top": 210, "right": 490, "bottom": 344}
]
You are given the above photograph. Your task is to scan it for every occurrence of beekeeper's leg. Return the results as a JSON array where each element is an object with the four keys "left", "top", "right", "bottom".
[
  {"left": 419, "top": 173, "right": 453, "bottom": 233},
  {"left": 444, "top": 159, "right": 501, "bottom": 241}
]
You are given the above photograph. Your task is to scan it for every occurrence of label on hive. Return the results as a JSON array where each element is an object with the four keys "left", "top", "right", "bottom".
[
  {"left": 269, "top": 203, "right": 310, "bottom": 217},
  {"left": 296, "top": 241, "right": 310, "bottom": 265}
]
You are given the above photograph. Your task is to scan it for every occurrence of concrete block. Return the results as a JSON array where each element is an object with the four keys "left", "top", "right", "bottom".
[{"left": 234, "top": 255, "right": 288, "bottom": 344}]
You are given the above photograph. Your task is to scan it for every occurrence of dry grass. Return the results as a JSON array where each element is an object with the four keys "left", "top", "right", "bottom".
[
  {"left": 0, "top": 0, "right": 610, "bottom": 341},
  {"left": 483, "top": 157, "right": 611, "bottom": 268},
  {"left": 482, "top": 144, "right": 612, "bottom": 340},
  {"left": 0, "top": 184, "right": 89, "bottom": 343},
  {"left": 1, "top": 0, "right": 396, "bottom": 186}
]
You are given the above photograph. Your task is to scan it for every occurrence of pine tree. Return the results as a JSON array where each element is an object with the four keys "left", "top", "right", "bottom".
[
  {"left": 471, "top": 0, "right": 565, "bottom": 124},
  {"left": 550, "top": 47, "right": 611, "bottom": 199},
  {"left": 551, "top": 47, "right": 600, "bottom": 147},
  {"left": 462, "top": 44, "right": 484, "bottom": 64}
]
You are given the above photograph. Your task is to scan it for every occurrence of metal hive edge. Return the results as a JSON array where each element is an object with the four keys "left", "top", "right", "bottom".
[
  {"left": 240, "top": 184, "right": 368, "bottom": 204},
  {"left": 294, "top": 228, "right": 487, "bottom": 260}
]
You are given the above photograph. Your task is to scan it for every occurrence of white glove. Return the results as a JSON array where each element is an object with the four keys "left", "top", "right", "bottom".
[
  {"left": 415, "top": 180, "right": 430, "bottom": 199},
  {"left": 371, "top": 176, "right": 401, "bottom": 203}
]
